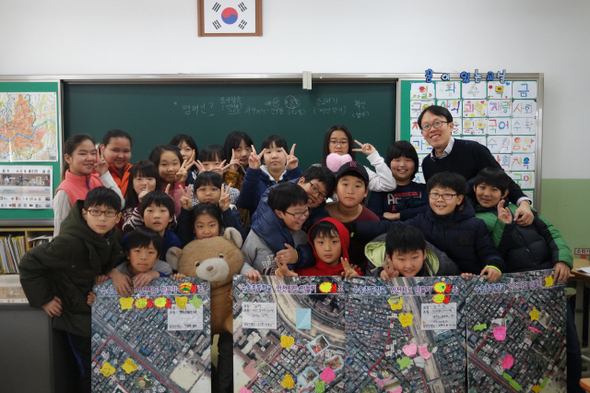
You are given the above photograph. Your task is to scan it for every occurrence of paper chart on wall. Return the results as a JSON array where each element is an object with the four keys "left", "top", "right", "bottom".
[
  {"left": 512, "top": 118, "right": 536, "bottom": 134},
  {"left": 493, "top": 154, "right": 512, "bottom": 170},
  {"left": 438, "top": 99, "right": 462, "bottom": 118},
  {"left": 0, "top": 165, "right": 53, "bottom": 209},
  {"left": 463, "top": 82, "right": 487, "bottom": 99},
  {"left": 410, "top": 82, "right": 435, "bottom": 100},
  {"left": 488, "top": 100, "right": 512, "bottom": 117},
  {"left": 510, "top": 154, "right": 535, "bottom": 171},
  {"left": 487, "top": 81, "right": 512, "bottom": 99},
  {"left": 435, "top": 82, "right": 461, "bottom": 99},
  {"left": 512, "top": 81, "right": 537, "bottom": 99},
  {"left": 487, "top": 118, "right": 511, "bottom": 135},
  {"left": 410, "top": 100, "right": 435, "bottom": 118},
  {"left": 512, "top": 100, "right": 537, "bottom": 117},
  {"left": 411, "top": 136, "right": 433, "bottom": 154},
  {"left": 512, "top": 136, "right": 536, "bottom": 153},
  {"left": 463, "top": 100, "right": 488, "bottom": 117},
  {"left": 509, "top": 171, "right": 535, "bottom": 188},
  {"left": 462, "top": 118, "right": 487, "bottom": 135},
  {"left": 487, "top": 136, "right": 513, "bottom": 154},
  {"left": 461, "top": 136, "right": 486, "bottom": 147}
]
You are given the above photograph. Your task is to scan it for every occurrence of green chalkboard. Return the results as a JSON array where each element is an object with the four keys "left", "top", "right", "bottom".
[
  {"left": 64, "top": 83, "right": 396, "bottom": 169},
  {"left": 0, "top": 81, "right": 61, "bottom": 222}
]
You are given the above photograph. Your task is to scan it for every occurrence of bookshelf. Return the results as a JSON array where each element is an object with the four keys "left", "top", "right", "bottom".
[{"left": 0, "top": 227, "right": 53, "bottom": 274}]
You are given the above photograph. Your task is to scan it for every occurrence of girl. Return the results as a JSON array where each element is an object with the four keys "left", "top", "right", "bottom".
[
  {"left": 54, "top": 134, "right": 124, "bottom": 235},
  {"left": 237, "top": 134, "right": 302, "bottom": 214},
  {"left": 121, "top": 160, "right": 161, "bottom": 234},
  {"left": 148, "top": 144, "right": 191, "bottom": 217},
  {"left": 193, "top": 144, "right": 240, "bottom": 206},
  {"left": 100, "top": 129, "right": 133, "bottom": 196},
  {"left": 223, "top": 131, "right": 254, "bottom": 191},
  {"left": 177, "top": 172, "right": 245, "bottom": 245},
  {"left": 170, "top": 134, "right": 199, "bottom": 186},
  {"left": 321, "top": 125, "right": 396, "bottom": 192},
  {"left": 368, "top": 140, "right": 428, "bottom": 221}
]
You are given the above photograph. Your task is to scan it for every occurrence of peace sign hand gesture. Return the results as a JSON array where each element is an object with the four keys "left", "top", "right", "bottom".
[
  {"left": 282, "top": 144, "right": 298, "bottom": 170},
  {"left": 175, "top": 151, "right": 194, "bottom": 183},
  {"left": 496, "top": 199, "right": 512, "bottom": 224},
  {"left": 180, "top": 184, "right": 193, "bottom": 211},
  {"left": 341, "top": 257, "right": 359, "bottom": 279},
  {"left": 352, "top": 140, "right": 377, "bottom": 156},
  {"left": 380, "top": 257, "right": 399, "bottom": 280},
  {"left": 219, "top": 183, "right": 232, "bottom": 211},
  {"left": 248, "top": 145, "right": 266, "bottom": 171},
  {"left": 274, "top": 256, "right": 299, "bottom": 280},
  {"left": 94, "top": 145, "right": 109, "bottom": 175},
  {"left": 229, "top": 149, "right": 241, "bottom": 172}
]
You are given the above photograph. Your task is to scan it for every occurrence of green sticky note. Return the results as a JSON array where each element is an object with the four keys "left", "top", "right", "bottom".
[
  {"left": 503, "top": 372, "right": 512, "bottom": 381},
  {"left": 509, "top": 380, "right": 522, "bottom": 391},
  {"left": 473, "top": 323, "right": 487, "bottom": 331},
  {"left": 397, "top": 356, "right": 412, "bottom": 370},
  {"left": 189, "top": 295, "right": 203, "bottom": 309},
  {"left": 541, "top": 377, "right": 548, "bottom": 388}
]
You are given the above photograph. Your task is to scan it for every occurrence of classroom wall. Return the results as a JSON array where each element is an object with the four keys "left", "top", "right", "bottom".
[{"left": 1, "top": 0, "right": 588, "bottom": 249}]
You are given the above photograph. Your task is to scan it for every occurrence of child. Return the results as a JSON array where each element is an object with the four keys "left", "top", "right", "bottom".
[
  {"left": 149, "top": 144, "right": 191, "bottom": 217},
  {"left": 275, "top": 217, "right": 362, "bottom": 278},
  {"left": 193, "top": 144, "right": 239, "bottom": 206},
  {"left": 54, "top": 134, "right": 124, "bottom": 235},
  {"left": 121, "top": 190, "right": 182, "bottom": 260},
  {"left": 19, "top": 187, "right": 125, "bottom": 393},
  {"left": 100, "top": 129, "right": 133, "bottom": 195},
  {"left": 177, "top": 172, "right": 245, "bottom": 245},
  {"left": 223, "top": 130, "right": 254, "bottom": 191},
  {"left": 237, "top": 134, "right": 303, "bottom": 214},
  {"left": 170, "top": 134, "right": 199, "bottom": 185},
  {"left": 321, "top": 125, "right": 396, "bottom": 192},
  {"left": 122, "top": 160, "right": 161, "bottom": 234},
  {"left": 241, "top": 183, "right": 310, "bottom": 281},
  {"left": 368, "top": 140, "right": 428, "bottom": 221},
  {"left": 472, "top": 167, "right": 572, "bottom": 279},
  {"left": 355, "top": 172, "right": 504, "bottom": 280},
  {"left": 366, "top": 225, "right": 460, "bottom": 279}
]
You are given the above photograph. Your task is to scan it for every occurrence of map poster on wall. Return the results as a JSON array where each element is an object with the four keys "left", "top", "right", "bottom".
[
  {"left": 91, "top": 277, "right": 211, "bottom": 393},
  {"left": 0, "top": 92, "right": 58, "bottom": 162},
  {"left": 233, "top": 275, "right": 346, "bottom": 392},
  {"left": 0, "top": 165, "right": 52, "bottom": 209}
]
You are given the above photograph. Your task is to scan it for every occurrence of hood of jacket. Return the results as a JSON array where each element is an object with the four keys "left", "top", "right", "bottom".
[{"left": 308, "top": 217, "right": 350, "bottom": 264}]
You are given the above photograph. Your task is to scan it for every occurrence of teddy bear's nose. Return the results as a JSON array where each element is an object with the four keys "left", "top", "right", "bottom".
[{"left": 207, "top": 266, "right": 213, "bottom": 271}]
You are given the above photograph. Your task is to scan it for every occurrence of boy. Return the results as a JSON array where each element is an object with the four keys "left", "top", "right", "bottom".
[
  {"left": 19, "top": 187, "right": 125, "bottom": 393},
  {"left": 355, "top": 172, "right": 503, "bottom": 280},
  {"left": 472, "top": 167, "right": 572, "bottom": 280},
  {"left": 366, "top": 225, "right": 461, "bottom": 279},
  {"left": 276, "top": 217, "right": 362, "bottom": 278},
  {"left": 241, "top": 183, "right": 310, "bottom": 281}
]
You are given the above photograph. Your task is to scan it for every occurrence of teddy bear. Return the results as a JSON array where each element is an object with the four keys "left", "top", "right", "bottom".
[{"left": 167, "top": 227, "right": 243, "bottom": 335}]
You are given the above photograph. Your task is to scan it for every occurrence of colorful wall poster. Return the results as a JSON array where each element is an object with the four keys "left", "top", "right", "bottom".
[
  {"left": 233, "top": 275, "right": 346, "bottom": 392},
  {"left": 0, "top": 165, "right": 52, "bottom": 209},
  {"left": 0, "top": 92, "right": 58, "bottom": 162},
  {"left": 92, "top": 278, "right": 211, "bottom": 393}
]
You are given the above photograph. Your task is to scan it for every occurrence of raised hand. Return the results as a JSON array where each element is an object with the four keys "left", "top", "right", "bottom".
[
  {"left": 180, "top": 184, "right": 193, "bottom": 211},
  {"left": 212, "top": 160, "right": 231, "bottom": 176},
  {"left": 94, "top": 145, "right": 109, "bottom": 175},
  {"left": 164, "top": 183, "right": 171, "bottom": 195},
  {"left": 248, "top": 145, "right": 266, "bottom": 171},
  {"left": 275, "top": 243, "right": 297, "bottom": 265},
  {"left": 283, "top": 144, "right": 299, "bottom": 170},
  {"left": 219, "top": 183, "right": 232, "bottom": 211},
  {"left": 341, "top": 257, "right": 359, "bottom": 279},
  {"left": 496, "top": 199, "right": 512, "bottom": 224},
  {"left": 229, "top": 149, "right": 241, "bottom": 172},
  {"left": 380, "top": 257, "right": 399, "bottom": 280},
  {"left": 175, "top": 153, "right": 192, "bottom": 183},
  {"left": 352, "top": 140, "right": 377, "bottom": 156},
  {"left": 274, "top": 256, "right": 298, "bottom": 280}
]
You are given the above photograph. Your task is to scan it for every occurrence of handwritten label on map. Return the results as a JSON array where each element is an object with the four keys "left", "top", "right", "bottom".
[
  {"left": 242, "top": 302, "right": 277, "bottom": 329},
  {"left": 421, "top": 303, "right": 457, "bottom": 330},
  {"left": 167, "top": 304, "right": 203, "bottom": 331}
]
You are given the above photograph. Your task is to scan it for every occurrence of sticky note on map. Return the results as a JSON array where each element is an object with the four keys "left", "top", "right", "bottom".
[
  {"left": 100, "top": 362, "right": 116, "bottom": 377},
  {"left": 120, "top": 297, "right": 134, "bottom": 310},
  {"left": 532, "top": 385, "right": 543, "bottom": 392},
  {"left": 189, "top": 295, "right": 202, "bottom": 309},
  {"left": 239, "top": 387, "right": 253, "bottom": 393},
  {"left": 493, "top": 326, "right": 506, "bottom": 341},
  {"left": 320, "top": 367, "right": 335, "bottom": 383},
  {"left": 175, "top": 296, "right": 188, "bottom": 309},
  {"left": 528, "top": 326, "right": 542, "bottom": 334},
  {"left": 502, "top": 354, "right": 514, "bottom": 369},
  {"left": 399, "top": 313, "right": 413, "bottom": 327},
  {"left": 296, "top": 308, "right": 312, "bottom": 330},
  {"left": 545, "top": 275, "right": 554, "bottom": 287},
  {"left": 314, "top": 380, "right": 326, "bottom": 393},
  {"left": 402, "top": 343, "right": 417, "bottom": 357},
  {"left": 473, "top": 323, "right": 487, "bottom": 331},
  {"left": 397, "top": 356, "right": 412, "bottom": 370},
  {"left": 388, "top": 296, "right": 403, "bottom": 311},
  {"left": 530, "top": 307, "right": 540, "bottom": 321},
  {"left": 418, "top": 345, "right": 431, "bottom": 360},
  {"left": 281, "top": 374, "right": 294, "bottom": 389},
  {"left": 280, "top": 335, "right": 294, "bottom": 349},
  {"left": 413, "top": 356, "right": 425, "bottom": 368},
  {"left": 122, "top": 358, "right": 138, "bottom": 374}
]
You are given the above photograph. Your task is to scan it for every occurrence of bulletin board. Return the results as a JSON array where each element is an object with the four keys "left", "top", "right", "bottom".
[{"left": 398, "top": 75, "right": 543, "bottom": 209}]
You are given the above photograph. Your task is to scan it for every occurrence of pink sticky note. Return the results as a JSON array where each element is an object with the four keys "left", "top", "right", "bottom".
[
  {"left": 493, "top": 326, "right": 506, "bottom": 341},
  {"left": 528, "top": 326, "right": 542, "bottom": 334},
  {"left": 320, "top": 367, "right": 335, "bottom": 383},
  {"left": 391, "top": 388, "right": 403, "bottom": 393},
  {"left": 418, "top": 345, "right": 431, "bottom": 360},
  {"left": 402, "top": 343, "right": 417, "bottom": 357},
  {"left": 502, "top": 354, "right": 514, "bottom": 369},
  {"left": 239, "top": 388, "right": 253, "bottom": 393}
]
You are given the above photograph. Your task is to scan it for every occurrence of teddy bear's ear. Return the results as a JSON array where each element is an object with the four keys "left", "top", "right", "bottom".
[
  {"left": 223, "top": 227, "right": 243, "bottom": 248},
  {"left": 166, "top": 247, "right": 183, "bottom": 270}
]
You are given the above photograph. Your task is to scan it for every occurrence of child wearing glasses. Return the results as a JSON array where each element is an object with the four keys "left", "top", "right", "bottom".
[
  {"left": 19, "top": 187, "right": 126, "bottom": 393},
  {"left": 321, "top": 125, "right": 396, "bottom": 192},
  {"left": 355, "top": 172, "right": 504, "bottom": 280},
  {"left": 241, "top": 183, "right": 311, "bottom": 281}
]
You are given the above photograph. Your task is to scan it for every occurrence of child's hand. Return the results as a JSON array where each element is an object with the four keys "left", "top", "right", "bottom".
[
  {"left": 275, "top": 243, "right": 297, "bottom": 265},
  {"left": 383, "top": 212, "right": 400, "bottom": 221},
  {"left": 461, "top": 273, "right": 476, "bottom": 280},
  {"left": 248, "top": 145, "right": 265, "bottom": 171},
  {"left": 282, "top": 144, "right": 298, "bottom": 171},
  {"left": 171, "top": 273, "right": 186, "bottom": 281},
  {"left": 480, "top": 267, "right": 501, "bottom": 281},
  {"left": 513, "top": 201, "right": 534, "bottom": 226},
  {"left": 138, "top": 189, "right": 149, "bottom": 203},
  {"left": 352, "top": 140, "right": 377, "bottom": 156},
  {"left": 164, "top": 183, "right": 171, "bottom": 195},
  {"left": 496, "top": 200, "right": 512, "bottom": 224},
  {"left": 133, "top": 271, "right": 160, "bottom": 288},
  {"left": 41, "top": 296, "right": 62, "bottom": 317},
  {"left": 341, "top": 258, "right": 359, "bottom": 279},
  {"left": 94, "top": 146, "right": 109, "bottom": 175},
  {"left": 95, "top": 274, "right": 109, "bottom": 285},
  {"left": 245, "top": 270, "right": 262, "bottom": 283},
  {"left": 274, "top": 257, "right": 298, "bottom": 280},
  {"left": 381, "top": 258, "right": 399, "bottom": 279},
  {"left": 219, "top": 183, "right": 232, "bottom": 211},
  {"left": 213, "top": 160, "right": 232, "bottom": 176},
  {"left": 175, "top": 162, "right": 188, "bottom": 183},
  {"left": 229, "top": 149, "right": 241, "bottom": 172},
  {"left": 87, "top": 291, "right": 97, "bottom": 307},
  {"left": 108, "top": 268, "right": 133, "bottom": 297},
  {"left": 554, "top": 262, "right": 571, "bottom": 282},
  {"left": 180, "top": 184, "right": 193, "bottom": 210}
]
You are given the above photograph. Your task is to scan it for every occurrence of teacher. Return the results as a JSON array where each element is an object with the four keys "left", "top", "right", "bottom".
[{"left": 418, "top": 105, "right": 534, "bottom": 225}]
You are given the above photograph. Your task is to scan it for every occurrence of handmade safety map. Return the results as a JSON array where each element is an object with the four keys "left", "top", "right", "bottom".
[
  {"left": 0, "top": 92, "right": 58, "bottom": 162},
  {"left": 234, "top": 270, "right": 566, "bottom": 392},
  {"left": 91, "top": 278, "right": 211, "bottom": 393}
]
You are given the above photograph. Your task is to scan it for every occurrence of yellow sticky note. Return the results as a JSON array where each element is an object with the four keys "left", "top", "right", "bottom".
[
  {"left": 122, "top": 358, "right": 138, "bottom": 374},
  {"left": 120, "top": 297, "right": 134, "bottom": 310},
  {"left": 100, "top": 362, "right": 116, "bottom": 377},
  {"left": 544, "top": 275, "right": 554, "bottom": 287},
  {"left": 388, "top": 296, "right": 403, "bottom": 311},
  {"left": 281, "top": 374, "right": 294, "bottom": 389},
  {"left": 280, "top": 335, "right": 295, "bottom": 349},
  {"left": 399, "top": 313, "right": 413, "bottom": 327},
  {"left": 532, "top": 385, "right": 543, "bottom": 393},
  {"left": 530, "top": 307, "right": 540, "bottom": 321},
  {"left": 433, "top": 294, "right": 446, "bottom": 304},
  {"left": 175, "top": 296, "right": 188, "bottom": 309}
]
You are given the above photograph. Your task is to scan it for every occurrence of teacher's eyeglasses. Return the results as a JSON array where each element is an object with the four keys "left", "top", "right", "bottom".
[{"left": 421, "top": 121, "right": 448, "bottom": 132}]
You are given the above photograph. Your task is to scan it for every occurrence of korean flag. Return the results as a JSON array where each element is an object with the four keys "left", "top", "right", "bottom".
[{"left": 204, "top": 0, "right": 257, "bottom": 34}]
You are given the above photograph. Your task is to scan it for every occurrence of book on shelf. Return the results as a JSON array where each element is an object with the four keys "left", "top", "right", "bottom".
[{"left": 0, "top": 235, "right": 25, "bottom": 274}]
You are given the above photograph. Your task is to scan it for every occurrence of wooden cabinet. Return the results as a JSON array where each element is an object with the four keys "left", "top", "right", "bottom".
[{"left": 0, "top": 227, "right": 53, "bottom": 274}]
